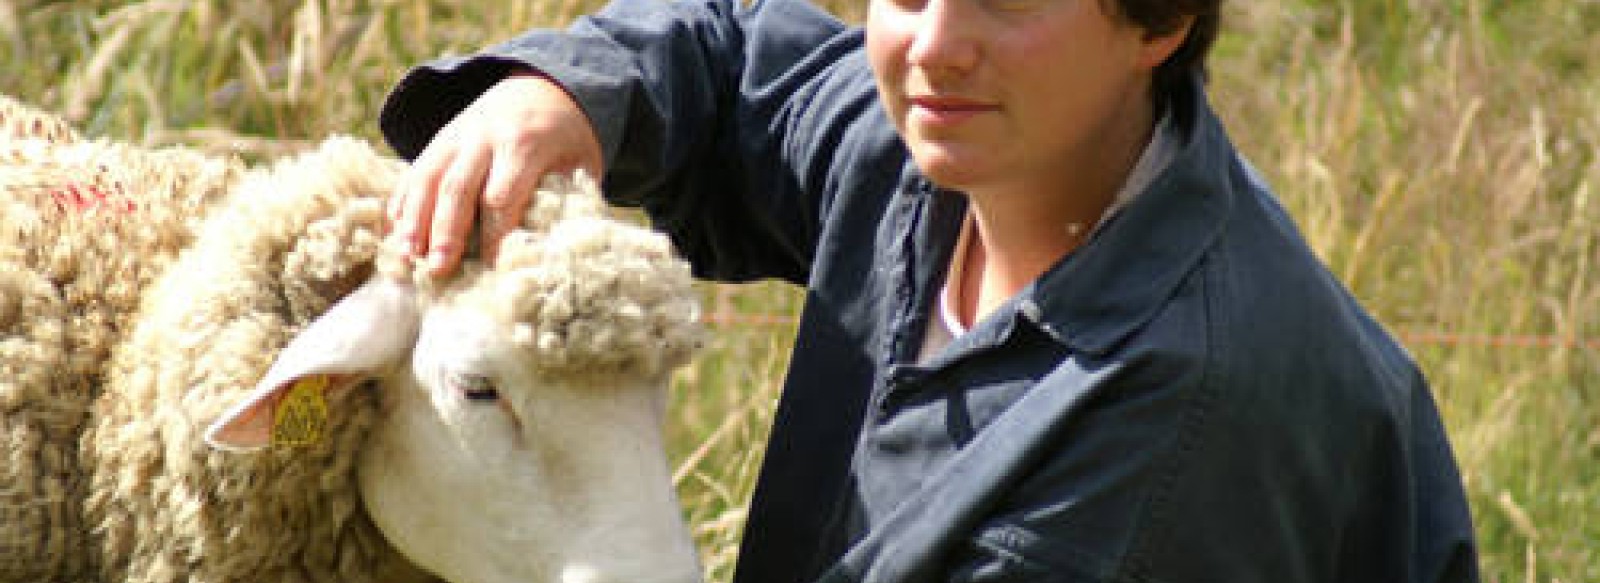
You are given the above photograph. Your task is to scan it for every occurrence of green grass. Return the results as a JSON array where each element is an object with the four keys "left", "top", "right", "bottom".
[
  {"left": 1213, "top": 4, "right": 1599, "bottom": 580},
  {"left": 5, "top": 1, "right": 1596, "bottom": 581}
]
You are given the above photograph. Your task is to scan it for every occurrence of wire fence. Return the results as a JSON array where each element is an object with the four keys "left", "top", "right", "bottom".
[{"left": 700, "top": 289, "right": 1600, "bottom": 351}]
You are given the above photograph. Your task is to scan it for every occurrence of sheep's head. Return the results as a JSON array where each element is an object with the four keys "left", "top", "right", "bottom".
[{"left": 206, "top": 171, "right": 705, "bottom": 583}]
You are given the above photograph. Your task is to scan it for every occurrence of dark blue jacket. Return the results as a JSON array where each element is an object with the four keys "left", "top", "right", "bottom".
[{"left": 379, "top": 0, "right": 1482, "bottom": 581}]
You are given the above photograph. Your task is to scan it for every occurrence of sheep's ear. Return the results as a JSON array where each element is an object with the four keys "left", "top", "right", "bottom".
[{"left": 205, "top": 277, "right": 420, "bottom": 452}]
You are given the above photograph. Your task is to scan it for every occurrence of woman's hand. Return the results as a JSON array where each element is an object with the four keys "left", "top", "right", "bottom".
[{"left": 387, "top": 71, "right": 604, "bottom": 277}]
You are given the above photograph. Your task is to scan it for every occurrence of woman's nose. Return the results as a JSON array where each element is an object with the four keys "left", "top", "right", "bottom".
[{"left": 906, "top": 0, "right": 980, "bottom": 73}]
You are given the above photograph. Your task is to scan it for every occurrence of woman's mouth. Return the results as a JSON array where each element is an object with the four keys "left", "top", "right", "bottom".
[{"left": 907, "top": 96, "right": 997, "bottom": 127}]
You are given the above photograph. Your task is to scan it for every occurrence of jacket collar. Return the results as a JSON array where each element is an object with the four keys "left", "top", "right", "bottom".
[{"left": 1017, "top": 75, "right": 1239, "bottom": 356}]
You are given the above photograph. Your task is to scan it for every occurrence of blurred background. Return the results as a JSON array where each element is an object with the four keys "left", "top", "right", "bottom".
[{"left": 3, "top": 0, "right": 1595, "bottom": 581}]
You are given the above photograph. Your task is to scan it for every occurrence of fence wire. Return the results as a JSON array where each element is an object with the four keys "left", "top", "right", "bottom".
[{"left": 700, "top": 310, "right": 1600, "bottom": 351}]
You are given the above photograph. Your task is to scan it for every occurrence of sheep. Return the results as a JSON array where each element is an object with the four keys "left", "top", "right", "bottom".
[
  {"left": 2, "top": 98, "right": 243, "bottom": 582},
  {"left": 0, "top": 93, "right": 80, "bottom": 143},
  {"left": 0, "top": 97, "right": 706, "bottom": 583}
]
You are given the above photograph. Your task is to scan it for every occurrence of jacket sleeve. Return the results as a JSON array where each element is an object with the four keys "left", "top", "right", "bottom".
[
  {"left": 378, "top": 0, "right": 877, "bottom": 283},
  {"left": 920, "top": 368, "right": 1479, "bottom": 583}
]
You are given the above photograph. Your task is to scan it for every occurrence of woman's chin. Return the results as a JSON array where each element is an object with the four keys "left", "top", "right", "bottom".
[{"left": 909, "top": 146, "right": 997, "bottom": 192}]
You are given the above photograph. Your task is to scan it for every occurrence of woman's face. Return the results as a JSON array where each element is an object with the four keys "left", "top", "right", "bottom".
[{"left": 867, "top": 0, "right": 1182, "bottom": 196}]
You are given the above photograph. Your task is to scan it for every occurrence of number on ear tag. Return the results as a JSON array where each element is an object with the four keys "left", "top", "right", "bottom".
[{"left": 273, "top": 376, "right": 329, "bottom": 447}]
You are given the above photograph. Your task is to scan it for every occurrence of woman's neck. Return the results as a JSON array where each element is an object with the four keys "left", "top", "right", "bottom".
[{"left": 953, "top": 105, "right": 1155, "bottom": 326}]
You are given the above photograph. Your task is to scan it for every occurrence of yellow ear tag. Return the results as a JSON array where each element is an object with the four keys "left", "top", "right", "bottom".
[{"left": 272, "top": 375, "right": 329, "bottom": 447}]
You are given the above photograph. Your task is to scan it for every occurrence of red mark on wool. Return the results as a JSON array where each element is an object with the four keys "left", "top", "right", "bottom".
[{"left": 49, "top": 183, "right": 136, "bottom": 214}]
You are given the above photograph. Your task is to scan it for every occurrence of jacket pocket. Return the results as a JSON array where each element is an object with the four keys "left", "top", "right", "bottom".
[{"left": 949, "top": 523, "right": 1115, "bottom": 583}]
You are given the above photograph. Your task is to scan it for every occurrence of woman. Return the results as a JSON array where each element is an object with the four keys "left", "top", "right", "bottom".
[{"left": 379, "top": 0, "right": 1481, "bottom": 580}]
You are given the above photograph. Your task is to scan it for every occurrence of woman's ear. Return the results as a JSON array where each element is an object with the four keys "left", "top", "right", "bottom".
[{"left": 1137, "top": 15, "right": 1195, "bottom": 70}]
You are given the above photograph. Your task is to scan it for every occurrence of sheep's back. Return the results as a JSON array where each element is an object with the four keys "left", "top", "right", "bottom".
[
  {"left": 0, "top": 137, "right": 239, "bottom": 582},
  {"left": 0, "top": 94, "right": 79, "bottom": 143},
  {"left": 83, "top": 137, "right": 434, "bottom": 583},
  {"left": 0, "top": 139, "right": 240, "bottom": 377}
]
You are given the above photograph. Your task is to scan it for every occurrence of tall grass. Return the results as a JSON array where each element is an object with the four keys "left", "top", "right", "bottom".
[
  {"left": 1214, "top": 3, "right": 1599, "bottom": 580},
  {"left": 4, "top": 1, "right": 1596, "bottom": 581}
]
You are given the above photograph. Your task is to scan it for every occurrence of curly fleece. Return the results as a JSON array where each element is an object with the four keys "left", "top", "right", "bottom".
[
  {"left": 0, "top": 94, "right": 79, "bottom": 143},
  {"left": 1, "top": 97, "right": 703, "bottom": 583},
  {"left": 1, "top": 96, "right": 241, "bottom": 580}
]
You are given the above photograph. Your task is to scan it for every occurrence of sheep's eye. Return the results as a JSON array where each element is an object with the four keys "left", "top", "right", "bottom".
[{"left": 451, "top": 372, "right": 500, "bottom": 402}]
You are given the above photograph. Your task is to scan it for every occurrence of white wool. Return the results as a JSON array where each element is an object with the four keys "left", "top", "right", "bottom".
[{"left": 2, "top": 96, "right": 705, "bottom": 583}]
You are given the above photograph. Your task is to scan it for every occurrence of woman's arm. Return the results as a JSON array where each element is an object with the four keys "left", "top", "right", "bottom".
[{"left": 379, "top": 0, "right": 864, "bottom": 281}]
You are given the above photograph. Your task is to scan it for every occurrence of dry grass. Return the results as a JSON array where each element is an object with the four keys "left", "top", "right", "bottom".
[
  {"left": 4, "top": 0, "right": 1596, "bottom": 581},
  {"left": 1214, "top": 3, "right": 1599, "bottom": 580}
]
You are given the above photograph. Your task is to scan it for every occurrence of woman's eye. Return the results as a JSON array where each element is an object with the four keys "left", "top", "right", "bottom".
[
  {"left": 984, "top": 0, "right": 1042, "bottom": 13},
  {"left": 451, "top": 372, "right": 500, "bottom": 402}
]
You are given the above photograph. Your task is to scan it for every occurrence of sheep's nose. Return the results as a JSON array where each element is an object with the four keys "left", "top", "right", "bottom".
[
  {"left": 558, "top": 565, "right": 703, "bottom": 583},
  {"left": 559, "top": 565, "right": 602, "bottom": 583}
]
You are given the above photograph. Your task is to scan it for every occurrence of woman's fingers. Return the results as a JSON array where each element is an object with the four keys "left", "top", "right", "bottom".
[
  {"left": 425, "top": 142, "right": 493, "bottom": 276},
  {"left": 383, "top": 71, "right": 605, "bottom": 276},
  {"left": 481, "top": 145, "right": 546, "bottom": 264},
  {"left": 391, "top": 145, "right": 450, "bottom": 260}
]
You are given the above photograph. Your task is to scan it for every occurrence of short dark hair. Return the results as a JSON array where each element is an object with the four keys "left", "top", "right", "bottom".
[{"left": 1106, "top": 0, "right": 1223, "bottom": 109}]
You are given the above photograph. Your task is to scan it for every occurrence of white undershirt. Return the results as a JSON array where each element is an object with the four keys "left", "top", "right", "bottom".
[{"left": 917, "top": 113, "right": 1179, "bottom": 362}]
